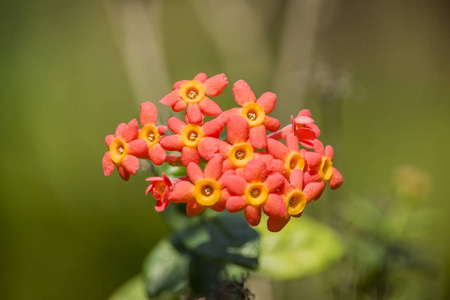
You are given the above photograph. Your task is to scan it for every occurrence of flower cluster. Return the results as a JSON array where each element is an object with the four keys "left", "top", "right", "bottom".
[{"left": 102, "top": 73, "right": 343, "bottom": 232}]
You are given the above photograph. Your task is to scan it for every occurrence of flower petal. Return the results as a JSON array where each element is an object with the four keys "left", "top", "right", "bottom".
[
  {"left": 304, "top": 182, "right": 326, "bottom": 202},
  {"left": 245, "top": 205, "right": 261, "bottom": 226},
  {"left": 186, "top": 201, "right": 206, "bottom": 216},
  {"left": 233, "top": 80, "right": 256, "bottom": 107},
  {"left": 122, "top": 155, "right": 139, "bottom": 175},
  {"left": 148, "top": 143, "right": 167, "bottom": 165},
  {"left": 264, "top": 172, "right": 284, "bottom": 192},
  {"left": 155, "top": 198, "right": 169, "bottom": 212},
  {"left": 297, "top": 109, "right": 312, "bottom": 118},
  {"left": 204, "top": 153, "right": 223, "bottom": 181},
  {"left": 167, "top": 117, "right": 186, "bottom": 134},
  {"left": 186, "top": 103, "right": 202, "bottom": 124},
  {"left": 303, "top": 151, "right": 322, "bottom": 171},
  {"left": 198, "top": 137, "right": 219, "bottom": 160},
  {"left": 115, "top": 122, "right": 126, "bottom": 137},
  {"left": 249, "top": 125, "right": 267, "bottom": 149},
  {"left": 187, "top": 162, "right": 204, "bottom": 183},
  {"left": 244, "top": 158, "right": 267, "bottom": 182},
  {"left": 266, "top": 138, "right": 288, "bottom": 160},
  {"left": 286, "top": 133, "right": 300, "bottom": 152},
  {"left": 202, "top": 117, "right": 224, "bottom": 137},
  {"left": 325, "top": 145, "right": 334, "bottom": 161},
  {"left": 227, "top": 115, "right": 249, "bottom": 144},
  {"left": 226, "top": 196, "right": 247, "bottom": 213},
  {"left": 173, "top": 99, "right": 187, "bottom": 112},
  {"left": 199, "top": 96, "right": 222, "bottom": 116},
  {"left": 267, "top": 216, "right": 290, "bottom": 232},
  {"left": 181, "top": 147, "right": 200, "bottom": 166},
  {"left": 313, "top": 139, "right": 325, "bottom": 156},
  {"left": 329, "top": 167, "right": 343, "bottom": 190},
  {"left": 304, "top": 171, "right": 321, "bottom": 185},
  {"left": 203, "top": 73, "right": 228, "bottom": 96},
  {"left": 160, "top": 135, "right": 183, "bottom": 151},
  {"left": 256, "top": 92, "right": 277, "bottom": 113},
  {"left": 264, "top": 116, "right": 280, "bottom": 132},
  {"left": 140, "top": 102, "right": 158, "bottom": 126},
  {"left": 105, "top": 134, "right": 114, "bottom": 147},
  {"left": 173, "top": 80, "right": 188, "bottom": 90},
  {"left": 170, "top": 181, "right": 195, "bottom": 203},
  {"left": 225, "top": 175, "right": 248, "bottom": 195},
  {"left": 102, "top": 152, "right": 115, "bottom": 176},
  {"left": 160, "top": 90, "right": 181, "bottom": 106},
  {"left": 117, "top": 165, "right": 130, "bottom": 181},
  {"left": 289, "top": 169, "right": 304, "bottom": 190},
  {"left": 262, "top": 194, "right": 286, "bottom": 218},
  {"left": 128, "top": 139, "right": 148, "bottom": 156},
  {"left": 157, "top": 125, "right": 167, "bottom": 135},
  {"left": 193, "top": 73, "right": 208, "bottom": 83},
  {"left": 120, "top": 119, "right": 139, "bottom": 142}
]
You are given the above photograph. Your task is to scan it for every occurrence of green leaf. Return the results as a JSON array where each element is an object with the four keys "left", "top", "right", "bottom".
[
  {"left": 171, "top": 212, "right": 260, "bottom": 269},
  {"left": 255, "top": 215, "right": 343, "bottom": 280},
  {"left": 143, "top": 239, "right": 190, "bottom": 298},
  {"left": 108, "top": 274, "right": 148, "bottom": 300}
]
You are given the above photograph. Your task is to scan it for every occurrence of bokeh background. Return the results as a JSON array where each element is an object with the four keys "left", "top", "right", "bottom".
[{"left": 1, "top": 0, "right": 450, "bottom": 299}]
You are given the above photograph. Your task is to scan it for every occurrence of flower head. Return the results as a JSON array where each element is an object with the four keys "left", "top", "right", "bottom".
[
  {"left": 266, "top": 133, "right": 305, "bottom": 178},
  {"left": 103, "top": 119, "right": 148, "bottom": 180},
  {"left": 139, "top": 102, "right": 167, "bottom": 165},
  {"left": 159, "top": 73, "right": 228, "bottom": 124},
  {"left": 145, "top": 173, "right": 179, "bottom": 212}
]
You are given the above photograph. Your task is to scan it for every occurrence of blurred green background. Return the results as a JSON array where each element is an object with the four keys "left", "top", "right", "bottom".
[{"left": 1, "top": 0, "right": 449, "bottom": 299}]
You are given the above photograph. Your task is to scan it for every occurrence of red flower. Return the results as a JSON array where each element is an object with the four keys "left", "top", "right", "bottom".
[
  {"left": 159, "top": 73, "right": 228, "bottom": 124},
  {"left": 159, "top": 116, "right": 224, "bottom": 166},
  {"left": 224, "top": 80, "right": 280, "bottom": 149},
  {"left": 266, "top": 133, "right": 306, "bottom": 178},
  {"left": 145, "top": 173, "right": 180, "bottom": 212},
  {"left": 169, "top": 154, "right": 234, "bottom": 216},
  {"left": 225, "top": 158, "right": 286, "bottom": 226},
  {"left": 138, "top": 102, "right": 167, "bottom": 165},
  {"left": 267, "top": 169, "right": 325, "bottom": 232},
  {"left": 102, "top": 119, "right": 147, "bottom": 180}
]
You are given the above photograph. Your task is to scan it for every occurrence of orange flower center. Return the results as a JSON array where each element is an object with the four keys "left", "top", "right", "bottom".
[
  {"left": 194, "top": 179, "right": 221, "bottom": 206},
  {"left": 181, "top": 124, "right": 203, "bottom": 148},
  {"left": 241, "top": 103, "right": 265, "bottom": 128},
  {"left": 319, "top": 157, "right": 333, "bottom": 181},
  {"left": 245, "top": 183, "right": 269, "bottom": 206},
  {"left": 285, "top": 190, "right": 307, "bottom": 216},
  {"left": 109, "top": 138, "right": 128, "bottom": 164},
  {"left": 180, "top": 80, "right": 205, "bottom": 104},
  {"left": 139, "top": 124, "right": 159, "bottom": 148},
  {"left": 285, "top": 152, "right": 305, "bottom": 175},
  {"left": 228, "top": 143, "right": 254, "bottom": 168}
]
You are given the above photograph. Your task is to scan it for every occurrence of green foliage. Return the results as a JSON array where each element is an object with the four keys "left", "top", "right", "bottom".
[{"left": 108, "top": 275, "right": 148, "bottom": 300}]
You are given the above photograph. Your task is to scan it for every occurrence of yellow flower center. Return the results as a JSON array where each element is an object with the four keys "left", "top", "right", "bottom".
[
  {"left": 319, "top": 157, "right": 333, "bottom": 181},
  {"left": 181, "top": 124, "right": 203, "bottom": 148},
  {"left": 285, "top": 190, "right": 307, "bottom": 216},
  {"left": 109, "top": 138, "right": 129, "bottom": 164},
  {"left": 180, "top": 80, "right": 205, "bottom": 104},
  {"left": 285, "top": 152, "right": 305, "bottom": 175},
  {"left": 194, "top": 179, "right": 222, "bottom": 206},
  {"left": 245, "top": 183, "right": 269, "bottom": 206},
  {"left": 139, "top": 124, "right": 160, "bottom": 148},
  {"left": 241, "top": 103, "right": 265, "bottom": 128},
  {"left": 228, "top": 143, "right": 254, "bottom": 168}
]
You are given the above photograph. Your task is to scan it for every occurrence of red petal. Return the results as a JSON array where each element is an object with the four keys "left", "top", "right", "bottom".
[
  {"left": 264, "top": 172, "right": 284, "bottom": 192},
  {"left": 225, "top": 175, "right": 248, "bottom": 195},
  {"left": 304, "top": 171, "right": 321, "bottom": 185},
  {"left": 245, "top": 205, "right": 261, "bottom": 226},
  {"left": 181, "top": 147, "right": 200, "bottom": 166},
  {"left": 199, "top": 96, "right": 222, "bottom": 116},
  {"left": 211, "top": 202, "right": 226, "bottom": 212},
  {"left": 289, "top": 169, "right": 304, "bottom": 190},
  {"left": 115, "top": 123, "right": 126, "bottom": 137},
  {"left": 313, "top": 139, "right": 325, "bottom": 155},
  {"left": 226, "top": 196, "right": 247, "bottom": 213},
  {"left": 249, "top": 125, "right": 267, "bottom": 149},
  {"left": 122, "top": 155, "right": 139, "bottom": 175},
  {"left": 256, "top": 92, "right": 277, "bottom": 113},
  {"left": 187, "top": 163, "right": 204, "bottom": 183},
  {"left": 105, "top": 134, "right": 114, "bottom": 147},
  {"left": 297, "top": 109, "right": 312, "bottom": 118},
  {"left": 202, "top": 117, "right": 224, "bottom": 137},
  {"left": 193, "top": 73, "right": 208, "bottom": 83},
  {"left": 117, "top": 165, "right": 130, "bottom": 181},
  {"left": 204, "top": 153, "right": 223, "bottom": 181},
  {"left": 325, "top": 145, "right": 334, "bottom": 161},
  {"left": 307, "top": 123, "right": 321, "bottom": 138},
  {"left": 264, "top": 116, "right": 280, "bottom": 132},
  {"left": 167, "top": 117, "right": 186, "bottom": 134},
  {"left": 218, "top": 140, "right": 231, "bottom": 157},
  {"left": 227, "top": 115, "right": 249, "bottom": 144},
  {"left": 120, "top": 119, "right": 139, "bottom": 142},
  {"left": 157, "top": 125, "right": 167, "bottom": 135},
  {"left": 160, "top": 90, "right": 181, "bottom": 106},
  {"left": 173, "top": 80, "right": 188, "bottom": 90},
  {"left": 262, "top": 194, "right": 286, "bottom": 218},
  {"left": 304, "top": 182, "right": 325, "bottom": 202},
  {"left": 160, "top": 135, "right": 183, "bottom": 151},
  {"left": 170, "top": 181, "right": 195, "bottom": 203},
  {"left": 303, "top": 151, "right": 322, "bottom": 170},
  {"left": 148, "top": 144, "right": 167, "bottom": 165},
  {"left": 140, "top": 102, "right": 158, "bottom": 126},
  {"left": 155, "top": 198, "right": 169, "bottom": 212},
  {"left": 266, "top": 138, "right": 288, "bottom": 160},
  {"left": 218, "top": 170, "right": 236, "bottom": 187},
  {"left": 267, "top": 216, "right": 290, "bottom": 232},
  {"left": 286, "top": 133, "right": 299, "bottom": 152},
  {"left": 186, "top": 103, "right": 202, "bottom": 124},
  {"left": 244, "top": 158, "right": 267, "bottom": 182},
  {"left": 186, "top": 201, "right": 206, "bottom": 216},
  {"left": 233, "top": 80, "right": 256, "bottom": 107},
  {"left": 102, "top": 152, "right": 115, "bottom": 176},
  {"left": 295, "top": 127, "right": 316, "bottom": 142},
  {"left": 294, "top": 115, "right": 314, "bottom": 125},
  {"left": 203, "top": 73, "right": 228, "bottom": 96},
  {"left": 198, "top": 137, "right": 219, "bottom": 160},
  {"left": 329, "top": 167, "right": 343, "bottom": 190},
  {"left": 173, "top": 100, "right": 187, "bottom": 112},
  {"left": 128, "top": 139, "right": 148, "bottom": 156}
]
